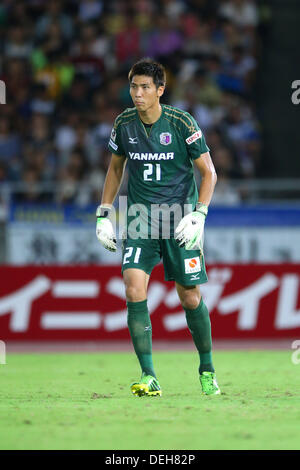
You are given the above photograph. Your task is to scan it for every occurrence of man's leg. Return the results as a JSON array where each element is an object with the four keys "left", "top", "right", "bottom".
[
  {"left": 175, "top": 283, "right": 215, "bottom": 375},
  {"left": 121, "top": 236, "right": 162, "bottom": 396},
  {"left": 123, "top": 268, "right": 162, "bottom": 396},
  {"left": 123, "top": 268, "right": 156, "bottom": 378},
  {"left": 175, "top": 282, "right": 220, "bottom": 395},
  {"left": 161, "top": 239, "right": 220, "bottom": 394}
]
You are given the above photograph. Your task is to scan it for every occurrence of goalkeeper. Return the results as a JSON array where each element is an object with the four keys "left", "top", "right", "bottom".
[{"left": 96, "top": 58, "right": 220, "bottom": 397}]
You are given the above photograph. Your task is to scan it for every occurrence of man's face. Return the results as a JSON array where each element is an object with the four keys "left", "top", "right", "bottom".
[{"left": 129, "top": 75, "right": 164, "bottom": 112}]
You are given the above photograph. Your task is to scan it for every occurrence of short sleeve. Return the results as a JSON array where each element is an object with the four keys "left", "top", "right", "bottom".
[
  {"left": 108, "top": 121, "right": 125, "bottom": 156},
  {"left": 182, "top": 113, "right": 210, "bottom": 160}
]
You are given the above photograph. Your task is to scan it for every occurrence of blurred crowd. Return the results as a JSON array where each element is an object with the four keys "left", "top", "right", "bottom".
[{"left": 0, "top": 0, "right": 263, "bottom": 206}]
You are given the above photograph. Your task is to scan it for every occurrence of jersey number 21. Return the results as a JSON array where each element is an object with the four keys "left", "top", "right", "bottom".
[{"left": 143, "top": 163, "right": 161, "bottom": 181}]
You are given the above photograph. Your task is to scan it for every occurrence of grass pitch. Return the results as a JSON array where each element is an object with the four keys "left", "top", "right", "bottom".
[{"left": 0, "top": 350, "right": 299, "bottom": 450}]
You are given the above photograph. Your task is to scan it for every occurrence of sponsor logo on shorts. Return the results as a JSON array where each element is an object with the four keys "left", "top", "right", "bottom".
[
  {"left": 184, "top": 257, "right": 201, "bottom": 274},
  {"left": 160, "top": 132, "right": 172, "bottom": 145},
  {"left": 186, "top": 130, "right": 202, "bottom": 145}
]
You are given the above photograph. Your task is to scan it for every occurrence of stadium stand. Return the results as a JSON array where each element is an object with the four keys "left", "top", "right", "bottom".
[{"left": 0, "top": 0, "right": 263, "bottom": 205}]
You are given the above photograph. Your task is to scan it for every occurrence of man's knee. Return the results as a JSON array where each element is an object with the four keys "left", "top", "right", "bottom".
[
  {"left": 125, "top": 284, "right": 147, "bottom": 303},
  {"left": 123, "top": 269, "right": 148, "bottom": 302},
  {"left": 178, "top": 287, "right": 201, "bottom": 310}
]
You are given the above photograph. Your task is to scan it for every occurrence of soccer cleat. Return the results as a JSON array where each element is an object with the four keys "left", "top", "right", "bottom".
[
  {"left": 200, "top": 371, "right": 221, "bottom": 396},
  {"left": 130, "top": 374, "right": 162, "bottom": 397}
]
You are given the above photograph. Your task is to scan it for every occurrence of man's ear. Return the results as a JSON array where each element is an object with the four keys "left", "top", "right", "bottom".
[{"left": 157, "top": 85, "right": 165, "bottom": 98}]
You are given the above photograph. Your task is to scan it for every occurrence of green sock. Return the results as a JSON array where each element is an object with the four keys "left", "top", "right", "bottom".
[
  {"left": 127, "top": 299, "right": 156, "bottom": 378},
  {"left": 184, "top": 298, "right": 215, "bottom": 375}
]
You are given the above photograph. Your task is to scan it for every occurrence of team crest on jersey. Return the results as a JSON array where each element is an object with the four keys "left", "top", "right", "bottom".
[
  {"left": 184, "top": 257, "right": 201, "bottom": 274},
  {"left": 160, "top": 132, "right": 172, "bottom": 145}
]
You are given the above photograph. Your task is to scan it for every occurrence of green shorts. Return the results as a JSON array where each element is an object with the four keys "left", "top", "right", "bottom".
[{"left": 121, "top": 238, "right": 208, "bottom": 286}]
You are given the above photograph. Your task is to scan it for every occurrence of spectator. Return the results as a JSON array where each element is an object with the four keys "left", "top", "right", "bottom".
[
  {"left": 145, "top": 15, "right": 183, "bottom": 61},
  {"left": 6, "top": 0, "right": 32, "bottom": 26},
  {"left": 60, "top": 75, "right": 90, "bottom": 114},
  {"left": 37, "top": 20, "right": 68, "bottom": 57},
  {"left": 210, "top": 147, "right": 242, "bottom": 204},
  {"left": 73, "top": 122, "right": 95, "bottom": 165},
  {"left": 161, "top": 0, "right": 186, "bottom": 22},
  {"left": 172, "top": 67, "right": 223, "bottom": 110},
  {"left": 0, "top": 162, "right": 8, "bottom": 183},
  {"left": 115, "top": 14, "right": 141, "bottom": 66},
  {"left": 219, "top": 0, "right": 259, "bottom": 29},
  {"left": 55, "top": 113, "right": 79, "bottom": 165},
  {"left": 70, "top": 37, "right": 104, "bottom": 88},
  {"left": 34, "top": 0, "right": 73, "bottom": 40},
  {"left": 33, "top": 147, "right": 57, "bottom": 181},
  {"left": 90, "top": 103, "right": 119, "bottom": 164},
  {"left": 220, "top": 44, "right": 257, "bottom": 94},
  {"left": 212, "top": 146, "right": 241, "bottom": 178},
  {"left": 4, "top": 22, "right": 33, "bottom": 59},
  {"left": 87, "top": 149, "right": 112, "bottom": 203},
  {"left": 57, "top": 148, "right": 90, "bottom": 205},
  {"left": 183, "top": 21, "right": 218, "bottom": 59},
  {"left": 1, "top": 58, "right": 31, "bottom": 99},
  {"left": 13, "top": 167, "right": 52, "bottom": 203},
  {"left": 30, "top": 83, "right": 56, "bottom": 115},
  {"left": 78, "top": 0, "right": 103, "bottom": 23},
  {"left": 71, "top": 23, "right": 110, "bottom": 64},
  {"left": 0, "top": 117, "right": 21, "bottom": 178},
  {"left": 27, "top": 114, "right": 53, "bottom": 151},
  {"left": 213, "top": 18, "right": 242, "bottom": 57},
  {"left": 222, "top": 102, "right": 260, "bottom": 176},
  {"left": 14, "top": 86, "right": 32, "bottom": 120}
]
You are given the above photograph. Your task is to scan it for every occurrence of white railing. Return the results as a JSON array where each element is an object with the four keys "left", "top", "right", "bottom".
[{"left": 0, "top": 179, "right": 299, "bottom": 206}]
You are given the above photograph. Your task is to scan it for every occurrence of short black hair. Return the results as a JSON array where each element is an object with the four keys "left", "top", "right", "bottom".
[{"left": 128, "top": 58, "right": 166, "bottom": 88}]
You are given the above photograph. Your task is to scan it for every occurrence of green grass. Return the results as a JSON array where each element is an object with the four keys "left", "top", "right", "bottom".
[{"left": 0, "top": 350, "right": 299, "bottom": 450}]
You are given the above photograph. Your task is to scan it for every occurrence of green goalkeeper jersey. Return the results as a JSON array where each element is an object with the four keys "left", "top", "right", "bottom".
[{"left": 108, "top": 103, "right": 209, "bottom": 238}]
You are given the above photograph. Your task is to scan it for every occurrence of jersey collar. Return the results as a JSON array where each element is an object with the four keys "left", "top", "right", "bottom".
[{"left": 136, "top": 104, "right": 165, "bottom": 137}]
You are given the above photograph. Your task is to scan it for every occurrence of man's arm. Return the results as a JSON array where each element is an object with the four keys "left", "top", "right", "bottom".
[
  {"left": 96, "top": 153, "right": 127, "bottom": 252},
  {"left": 175, "top": 151, "right": 217, "bottom": 250},
  {"left": 193, "top": 151, "right": 217, "bottom": 206},
  {"left": 101, "top": 153, "right": 127, "bottom": 206}
]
